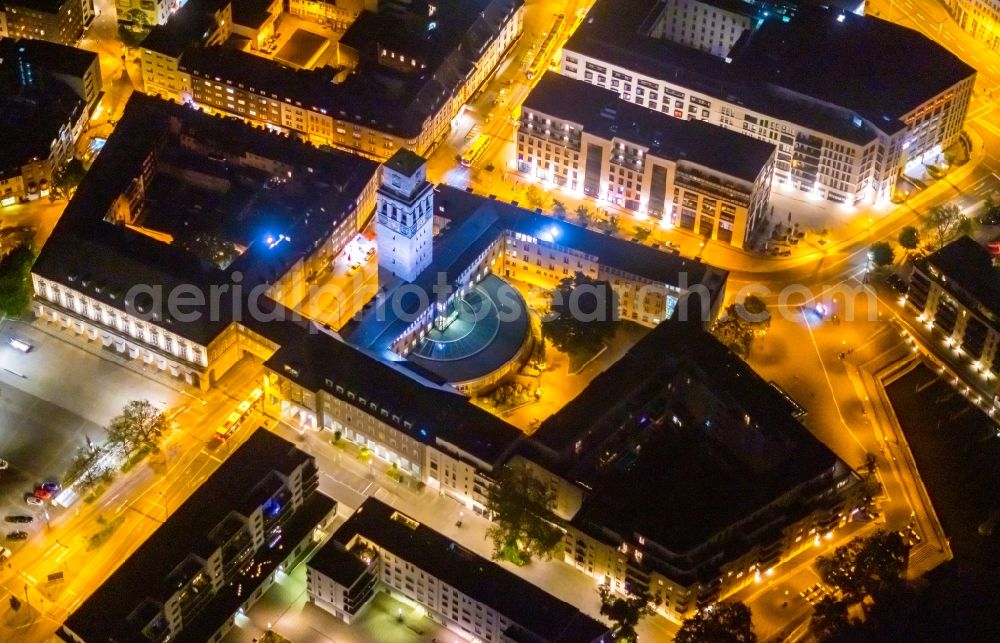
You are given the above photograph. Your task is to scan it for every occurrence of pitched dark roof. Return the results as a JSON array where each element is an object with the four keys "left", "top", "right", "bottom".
[
  {"left": 263, "top": 330, "right": 523, "bottom": 466},
  {"left": 730, "top": 10, "right": 975, "bottom": 123},
  {"left": 331, "top": 498, "right": 611, "bottom": 643},
  {"left": 32, "top": 93, "right": 376, "bottom": 345},
  {"left": 524, "top": 72, "right": 776, "bottom": 182}
]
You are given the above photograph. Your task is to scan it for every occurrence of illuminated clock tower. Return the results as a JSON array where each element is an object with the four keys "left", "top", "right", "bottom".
[{"left": 376, "top": 149, "right": 434, "bottom": 282}]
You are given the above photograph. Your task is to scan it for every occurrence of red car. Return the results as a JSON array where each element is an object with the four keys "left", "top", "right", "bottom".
[{"left": 33, "top": 488, "right": 52, "bottom": 501}]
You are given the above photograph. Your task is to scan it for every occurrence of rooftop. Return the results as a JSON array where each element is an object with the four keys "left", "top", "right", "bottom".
[
  {"left": 923, "top": 235, "right": 1000, "bottom": 323},
  {"left": 729, "top": 9, "right": 976, "bottom": 123},
  {"left": 524, "top": 72, "right": 776, "bottom": 182},
  {"left": 0, "top": 43, "right": 85, "bottom": 172},
  {"left": 434, "top": 185, "right": 728, "bottom": 294},
  {"left": 32, "top": 93, "right": 377, "bottom": 345},
  {"left": 148, "top": 0, "right": 523, "bottom": 138},
  {"left": 263, "top": 330, "right": 523, "bottom": 466},
  {"left": 383, "top": 148, "right": 426, "bottom": 177},
  {"left": 329, "top": 498, "right": 611, "bottom": 643},
  {"left": 0, "top": 37, "right": 97, "bottom": 80},
  {"left": 532, "top": 321, "right": 840, "bottom": 554},
  {"left": 61, "top": 429, "right": 332, "bottom": 643},
  {"left": 564, "top": 0, "right": 971, "bottom": 143}
]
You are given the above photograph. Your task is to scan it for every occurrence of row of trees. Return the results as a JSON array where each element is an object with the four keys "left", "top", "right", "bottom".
[
  {"left": 67, "top": 400, "right": 169, "bottom": 496},
  {"left": 809, "top": 530, "right": 910, "bottom": 641}
]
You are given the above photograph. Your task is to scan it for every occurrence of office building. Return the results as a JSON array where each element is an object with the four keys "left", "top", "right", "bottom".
[
  {"left": 906, "top": 235, "right": 1000, "bottom": 403},
  {"left": 561, "top": 0, "right": 974, "bottom": 205},
  {"left": 58, "top": 428, "right": 337, "bottom": 643},
  {"left": 0, "top": 0, "right": 93, "bottom": 45},
  {"left": 943, "top": 0, "right": 1000, "bottom": 50},
  {"left": 307, "top": 498, "right": 612, "bottom": 642},
  {"left": 518, "top": 73, "right": 775, "bottom": 247},
  {"left": 139, "top": 0, "right": 524, "bottom": 161},
  {"left": 30, "top": 93, "right": 379, "bottom": 389},
  {"left": 0, "top": 38, "right": 90, "bottom": 205}
]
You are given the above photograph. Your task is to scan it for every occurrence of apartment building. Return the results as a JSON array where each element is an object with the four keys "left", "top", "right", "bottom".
[
  {"left": 139, "top": 0, "right": 523, "bottom": 161},
  {"left": 0, "top": 0, "right": 93, "bottom": 45},
  {"left": 906, "top": 235, "right": 1000, "bottom": 404},
  {"left": 561, "top": 0, "right": 974, "bottom": 205},
  {"left": 1, "top": 36, "right": 102, "bottom": 106},
  {"left": 307, "top": 498, "right": 612, "bottom": 643},
  {"left": 0, "top": 39, "right": 89, "bottom": 205},
  {"left": 518, "top": 73, "right": 775, "bottom": 248},
  {"left": 516, "top": 322, "right": 863, "bottom": 619},
  {"left": 58, "top": 429, "right": 337, "bottom": 643},
  {"left": 30, "top": 93, "right": 378, "bottom": 389},
  {"left": 944, "top": 0, "right": 1000, "bottom": 50}
]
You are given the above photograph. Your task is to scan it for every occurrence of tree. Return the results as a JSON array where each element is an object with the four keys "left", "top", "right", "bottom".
[
  {"left": 809, "top": 597, "right": 851, "bottom": 641},
  {"left": 604, "top": 215, "right": 621, "bottom": 236},
  {"left": 817, "top": 530, "right": 908, "bottom": 602},
  {"left": 634, "top": 227, "right": 651, "bottom": 243},
  {"left": 552, "top": 198, "right": 566, "bottom": 219},
  {"left": 0, "top": 244, "right": 35, "bottom": 317},
  {"left": 711, "top": 297, "right": 769, "bottom": 359},
  {"left": 598, "top": 585, "right": 659, "bottom": 643},
  {"left": 897, "top": 226, "right": 920, "bottom": 250},
  {"left": 542, "top": 272, "right": 617, "bottom": 357},
  {"left": 485, "top": 462, "right": 563, "bottom": 565},
  {"left": 105, "top": 400, "right": 168, "bottom": 461},
  {"left": 869, "top": 241, "right": 895, "bottom": 268},
  {"left": 922, "top": 204, "right": 973, "bottom": 249},
  {"left": 524, "top": 184, "right": 548, "bottom": 210},
  {"left": 52, "top": 159, "right": 86, "bottom": 199},
  {"left": 981, "top": 194, "right": 1000, "bottom": 226},
  {"left": 676, "top": 601, "right": 757, "bottom": 643},
  {"left": 575, "top": 205, "right": 593, "bottom": 227}
]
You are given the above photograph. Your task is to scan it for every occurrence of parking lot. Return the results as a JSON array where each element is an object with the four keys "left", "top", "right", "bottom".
[{"left": 0, "top": 319, "right": 181, "bottom": 549}]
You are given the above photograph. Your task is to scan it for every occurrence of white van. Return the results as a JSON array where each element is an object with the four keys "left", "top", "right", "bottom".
[{"left": 7, "top": 337, "right": 32, "bottom": 353}]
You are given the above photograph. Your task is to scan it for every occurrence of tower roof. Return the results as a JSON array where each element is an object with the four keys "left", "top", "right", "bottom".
[{"left": 384, "top": 148, "right": 426, "bottom": 177}]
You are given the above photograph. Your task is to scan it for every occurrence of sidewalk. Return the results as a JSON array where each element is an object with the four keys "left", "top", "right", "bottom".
[{"left": 477, "top": 124, "right": 988, "bottom": 275}]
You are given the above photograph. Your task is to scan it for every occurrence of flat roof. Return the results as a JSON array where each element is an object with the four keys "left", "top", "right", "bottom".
[
  {"left": 550, "top": 321, "right": 840, "bottom": 554},
  {"left": 923, "top": 235, "right": 1000, "bottom": 323},
  {"left": 730, "top": 9, "right": 975, "bottom": 122},
  {"left": 524, "top": 72, "right": 776, "bottom": 182},
  {"left": 331, "top": 498, "right": 610, "bottom": 643},
  {"left": 150, "top": 0, "right": 522, "bottom": 138},
  {"left": 0, "top": 37, "right": 97, "bottom": 79},
  {"left": 61, "top": 429, "right": 332, "bottom": 642},
  {"left": 563, "top": 0, "right": 968, "bottom": 143},
  {"left": 383, "top": 148, "right": 426, "bottom": 177}
]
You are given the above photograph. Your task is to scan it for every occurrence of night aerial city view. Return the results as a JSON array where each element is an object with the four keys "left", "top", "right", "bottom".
[{"left": 2, "top": 0, "right": 1000, "bottom": 641}]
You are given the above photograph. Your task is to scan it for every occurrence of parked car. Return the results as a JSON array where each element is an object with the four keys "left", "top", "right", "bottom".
[
  {"left": 40, "top": 481, "right": 61, "bottom": 494},
  {"left": 0, "top": 459, "right": 8, "bottom": 470},
  {"left": 6, "top": 531, "right": 28, "bottom": 541},
  {"left": 33, "top": 488, "right": 52, "bottom": 500},
  {"left": 7, "top": 337, "right": 31, "bottom": 352},
  {"left": 24, "top": 496, "right": 43, "bottom": 506},
  {"left": 4, "top": 515, "right": 32, "bottom": 524},
  {"left": 0, "top": 546, "right": 11, "bottom": 560}
]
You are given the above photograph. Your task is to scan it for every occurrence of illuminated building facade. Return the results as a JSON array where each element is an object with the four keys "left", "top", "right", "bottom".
[{"left": 562, "top": 0, "right": 974, "bottom": 205}]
